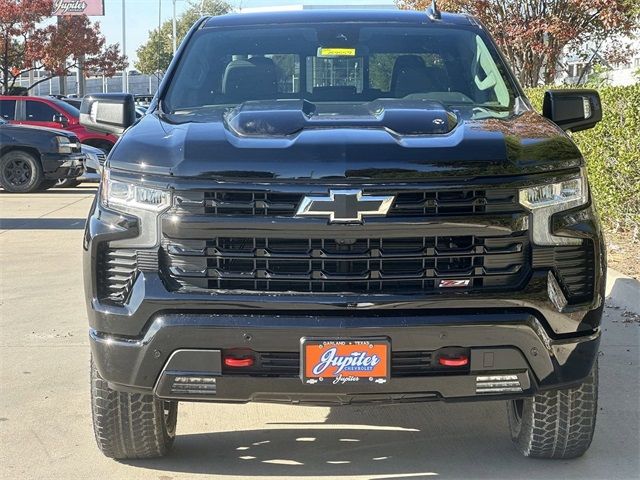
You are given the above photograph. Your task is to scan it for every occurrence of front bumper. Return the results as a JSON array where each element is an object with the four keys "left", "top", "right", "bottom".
[
  {"left": 79, "top": 169, "right": 100, "bottom": 182},
  {"left": 90, "top": 312, "right": 600, "bottom": 404},
  {"left": 42, "top": 153, "right": 85, "bottom": 180},
  {"left": 84, "top": 187, "right": 606, "bottom": 404}
]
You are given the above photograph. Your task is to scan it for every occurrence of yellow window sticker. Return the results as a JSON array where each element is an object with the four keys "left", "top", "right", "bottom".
[{"left": 318, "top": 48, "right": 356, "bottom": 57}]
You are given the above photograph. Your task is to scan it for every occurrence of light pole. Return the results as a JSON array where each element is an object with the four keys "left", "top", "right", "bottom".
[
  {"left": 122, "top": 0, "right": 128, "bottom": 92},
  {"left": 172, "top": 0, "right": 177, "bottom": 55},
  {"left": 157, "top": 0, "right": 162, "bottom": 81}
]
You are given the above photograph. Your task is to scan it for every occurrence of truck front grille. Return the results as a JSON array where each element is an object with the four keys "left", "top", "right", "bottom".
[
  {"left": 97, "top": 248, "right": 137, "bottom": 304},
  {"left": 161, "top": 233, "right": 529, "bottom": 294},
  {"left": 173, "top": 188, "right": 522, "bottom": 217}
]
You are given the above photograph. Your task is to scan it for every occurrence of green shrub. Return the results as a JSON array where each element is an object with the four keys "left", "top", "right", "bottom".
[{"left": 525, "top": 85, "right": 640, "bottom": 232}]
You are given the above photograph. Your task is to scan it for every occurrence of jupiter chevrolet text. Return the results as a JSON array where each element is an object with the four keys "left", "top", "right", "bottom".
[{"left": 83, "top": 7, "right": 606, "bottom": 460}]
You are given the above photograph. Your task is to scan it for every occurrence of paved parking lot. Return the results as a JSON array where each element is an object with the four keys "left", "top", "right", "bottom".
[{"left": 0, "top": 186, "right": 638, "bottom": 480}]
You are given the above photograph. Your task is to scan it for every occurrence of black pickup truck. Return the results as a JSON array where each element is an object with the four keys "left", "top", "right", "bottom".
[
  {"left": 81, "top": 8, "right": 606, "bottom": 460},
  {"left": 0, "top": 118, "right": 84, "bottom": 192}
]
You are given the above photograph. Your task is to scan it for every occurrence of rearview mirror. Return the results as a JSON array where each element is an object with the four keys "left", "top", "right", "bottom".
[
  {"left": 80, "top": 93, "right": 136, "bottom": 135},
  {"left": 543, "top": 89, "right": 602, "bottom": 132}
]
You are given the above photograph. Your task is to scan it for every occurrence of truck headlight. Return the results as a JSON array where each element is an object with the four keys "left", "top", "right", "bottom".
[
  {"left": 101, "top": 169, "right": 170, "bottom": 213},
  {"left": 55, "top": 136, "right": 74, "bottom": 154},
  {"left": 519, "top": 171, "right": 588, "bottom": 245},
  {"left": 99, "top": 169, "right": 170, "bottom": 248}
]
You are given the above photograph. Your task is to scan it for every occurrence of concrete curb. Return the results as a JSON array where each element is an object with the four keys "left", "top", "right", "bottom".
[{"left": 606, "top": 268, "right": 640, "bottom": 313}]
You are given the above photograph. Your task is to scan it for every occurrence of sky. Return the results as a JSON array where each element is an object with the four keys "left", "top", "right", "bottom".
[{"left": 93, "top": 0, "right": 396, "bottom": 67}]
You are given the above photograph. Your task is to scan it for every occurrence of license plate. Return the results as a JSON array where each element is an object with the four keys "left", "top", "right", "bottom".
[{"left": 301, "top": 338, "right": 390, "bottom": 385}]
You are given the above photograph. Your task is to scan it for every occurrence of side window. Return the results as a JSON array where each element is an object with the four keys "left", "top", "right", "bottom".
[
  {"left": 0, "top": 100, "right": 16, "bottom": 120},
  {"left": 471, "top": 35, "right": 510, "bottom": 106},
  {"left": 25, "top": 101, "right": 59, "bottom": 122}
]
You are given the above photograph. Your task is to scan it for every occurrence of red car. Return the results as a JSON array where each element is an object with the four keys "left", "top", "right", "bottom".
[{"left": 0, "top": 95, "right": 117, "bottom": 152}]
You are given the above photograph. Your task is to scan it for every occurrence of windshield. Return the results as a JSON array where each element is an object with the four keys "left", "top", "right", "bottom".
[
  {"left": 50, "top": 98, "right": 80, "bottom": 117},
  {"left": 164, "top": 23, "right": 517, "bottom": 118}
]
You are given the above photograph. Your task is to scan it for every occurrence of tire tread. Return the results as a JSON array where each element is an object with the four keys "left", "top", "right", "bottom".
[
  {"left": 508, "top": 360, "right": 598, "bottom": 459},
  {"left": 90, "top": 358, "right": 176, "bottom": 459}
]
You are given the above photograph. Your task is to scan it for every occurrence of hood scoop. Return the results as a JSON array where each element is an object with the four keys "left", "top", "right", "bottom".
[{"left": 225, "top": 99, "right": 458, "bottom": 137}]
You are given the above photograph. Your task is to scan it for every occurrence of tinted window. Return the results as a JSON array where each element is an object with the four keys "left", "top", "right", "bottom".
[
  {"left": 50, "top": 98, "right": 80, "bottom": 117},
  {"left": 165, "top": 24, "right": 515, "bottom": 115},
  {"left": 0, "top": 100, "right": 16, "bottom": 120},
  {"left": 26, "top": 101, "right": 59, "bottom": 122}
]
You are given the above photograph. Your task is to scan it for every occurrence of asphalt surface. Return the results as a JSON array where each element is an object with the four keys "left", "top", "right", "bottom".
[{"left": 1, "top": 186, "right": 638, "bottom": 480}]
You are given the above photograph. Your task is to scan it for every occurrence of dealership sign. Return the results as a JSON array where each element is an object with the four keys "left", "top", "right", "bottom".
[{"left": 53, "top": 0, "right": 105, "bottom": 16}]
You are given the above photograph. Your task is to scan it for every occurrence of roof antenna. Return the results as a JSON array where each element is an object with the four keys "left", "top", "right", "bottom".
[{"left": 426, "top": 0, "right": 441, "bottom": 20}]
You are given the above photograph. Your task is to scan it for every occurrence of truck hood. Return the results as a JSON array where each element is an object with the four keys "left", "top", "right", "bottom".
[
  {"left": 109, "top": 106, "right": 583, "bottom": 182},
  {"left": 2, "top": 123, "right": 77, "bottom": 138}
]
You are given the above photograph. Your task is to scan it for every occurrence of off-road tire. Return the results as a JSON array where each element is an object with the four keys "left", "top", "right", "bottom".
[
  {"left": 0, "top": 150, "right": 44, "bottom": 193},
  {"left": 507, "top": 360, "right": 598, "bottom": 459},
  {"left": 91, "top": 357, "right": 178, "bottom": 459}
]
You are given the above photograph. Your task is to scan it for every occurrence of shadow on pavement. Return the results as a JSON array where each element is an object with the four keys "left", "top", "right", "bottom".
[
  {"left": 0, "top": 218, "right": 86, "bottom": 230},
  {"left": 125, "top": 402, "right": 507, "bottom": 479},
  {"left": 0, "top": 186, "right": 97, "bottom": 195},
  {"left": 122, "top": 390, "right": 640, "bottom": 479}
]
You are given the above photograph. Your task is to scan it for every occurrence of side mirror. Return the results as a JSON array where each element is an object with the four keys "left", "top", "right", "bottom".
[
  {"left": 80, "top": 93, "right": 136, "bottom": 135},
  {"left": 543, "top": 89, "right": 602, "bottom": 132},
  {"left": 53, "top": 113, "right": 68, "bottom": 127}
]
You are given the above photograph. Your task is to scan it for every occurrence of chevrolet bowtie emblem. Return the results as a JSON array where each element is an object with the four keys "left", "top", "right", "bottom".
[{"left": 295, "top": 189, "right": 395, "bottom": 223}]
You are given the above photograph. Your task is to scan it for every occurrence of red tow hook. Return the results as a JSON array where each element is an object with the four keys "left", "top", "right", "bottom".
[
  {"left": 438, "top": 355, "right": 469, "bottom": 367},
  {"left": 224, "top": 356, "right": 255, "bottom": 368}
]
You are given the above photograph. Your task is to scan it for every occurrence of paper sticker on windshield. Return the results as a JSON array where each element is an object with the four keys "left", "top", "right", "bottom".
[{"left": 318, "top": 47, "right": 356, "bottom": 57}]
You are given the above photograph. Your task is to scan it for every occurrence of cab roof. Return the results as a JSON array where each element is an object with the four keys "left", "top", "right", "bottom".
[{"left": 203, "top": 9, "right": 476, "bottom": 29}]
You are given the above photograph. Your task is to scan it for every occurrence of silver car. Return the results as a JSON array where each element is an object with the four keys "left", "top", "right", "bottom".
[{"left": 80, "top": 144, "right": 106, "bottom": 182}]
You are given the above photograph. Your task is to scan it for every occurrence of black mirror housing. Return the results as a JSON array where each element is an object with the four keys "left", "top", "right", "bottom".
[
  {"left": 543, "top": 89, "right": 602, "bottom": 132},
  {"left": 80, "top": 93, "right": 136, "bottom": 135}
]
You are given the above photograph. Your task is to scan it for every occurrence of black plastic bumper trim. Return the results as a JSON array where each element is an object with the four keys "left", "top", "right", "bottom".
[{"left": 89, "top": 313, "right": 599, "bottom": 403}]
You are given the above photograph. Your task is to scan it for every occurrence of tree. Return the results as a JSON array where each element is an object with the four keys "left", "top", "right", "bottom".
[
  {"left": 583, "top": 63, "right": 611, "bottom": 87},
  {"left": 135, "top": 0, "right": 230, "bottom": 75},
  {"left": 396, "top": 0, "right": 639, "bottom": 87},
  {"left": 0, "top": 0, "right": 127, "bottom": 94}
]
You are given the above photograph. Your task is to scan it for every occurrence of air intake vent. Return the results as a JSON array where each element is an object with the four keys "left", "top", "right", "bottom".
[
  {"left": 532, "top": 240, "right": 595, "bottom": 303},
  {"left": 476, "top": 374, "right": 523, "bottom": 394},
  {"left": 97, "top": 248, "right": 137, "bottom": 304},
  {"left": 170, "top": 375, "right": 217, "bottom": 395}
]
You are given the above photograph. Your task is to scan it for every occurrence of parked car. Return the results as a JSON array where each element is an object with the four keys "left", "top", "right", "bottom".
[
  {"left": 52, "top": 144, "right": 105, "bottom": 188},
  {"left": 0, "top": 117, "right": 84, "bottom": 192},
  {"left": 135, "top": 106, "right": 147, "bottom": 118},
  {"left": 134, "top": 94, "right": 154, "bottom": 105},
  {"left": 60, "top": 97, "right": 82, "bottom": 110},
  {"left": 0, "top": 95, "right": 117, "bottom": 152},
  {"left": 82, "top": 8, "right": 606, "bottom": 460},
  {"left": 80, "top": 144, "right": 105, "bottom": 181}
]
